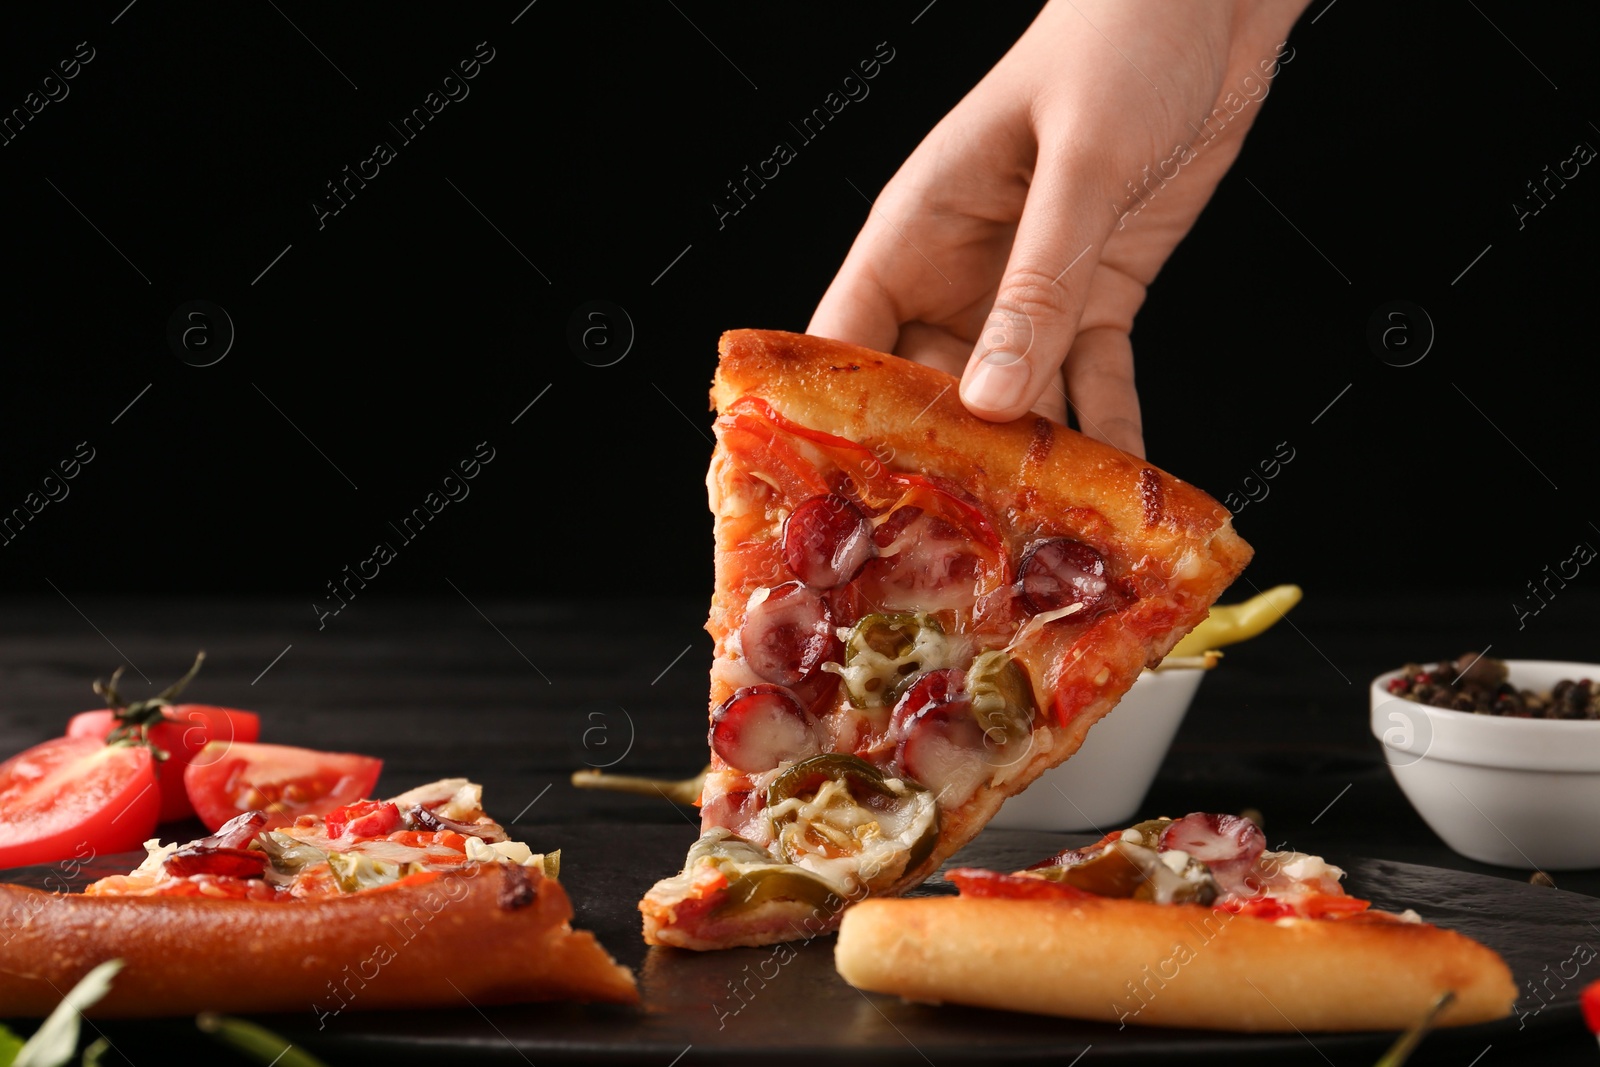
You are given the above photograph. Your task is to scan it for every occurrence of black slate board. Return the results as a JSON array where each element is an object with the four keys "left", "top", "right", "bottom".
[{"left": 7, "top": 822, "right": 1596, "bottom": 1066}]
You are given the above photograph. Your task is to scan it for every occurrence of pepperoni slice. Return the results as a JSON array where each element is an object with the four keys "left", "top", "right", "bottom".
[
  {"left": 856, "top": 479, "right": 1007, "bottom": 613},
  {"left": 1158, "top": 812, "right": 1266, "bottom": 882},
  {"left": 165, "top": 845, "right": 268, "bottom": 879},
  {"left": 782, "top": 495, "right": 874, "bottom": 589},
  {"left": 740, "top": 582, "right": 836, "bottom": 686},
  {"left": 896, "top": 700, "right": 988, "bottom": 803},
  {"left": 1016, "top": 537, "right": 1108, "bottom": 615},
  {"left": 890, "top": 668, "right": 967, "bottom": 733},
  {"left": 709, "top": 685, "right": 823, "bottom": 773}
]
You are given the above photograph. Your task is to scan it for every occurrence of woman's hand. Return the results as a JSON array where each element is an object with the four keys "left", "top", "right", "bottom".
[{"left": 808, "top": 0, "right": 1309, "bottom": 457}]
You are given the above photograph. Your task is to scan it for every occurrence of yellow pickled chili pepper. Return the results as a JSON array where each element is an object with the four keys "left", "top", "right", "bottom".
[
  {"left": 570, "top": 766, "right": 707, "bottom": 805},
  {"left": 1170, "top": 584, "right": 1302, "bottom": 657}
]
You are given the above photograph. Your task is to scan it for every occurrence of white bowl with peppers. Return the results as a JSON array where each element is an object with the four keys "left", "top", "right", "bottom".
[
  {"left": 989, "top": 666, "right": 1206, "bottom": 831},
  {"left": 1372, "top": 655, "right": 1600, "bottom": 870}
]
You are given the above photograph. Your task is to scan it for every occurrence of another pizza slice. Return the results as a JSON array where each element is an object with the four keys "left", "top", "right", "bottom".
[
  {"left": 835, "top": 813, "right": 1516, "bottom": 1030},
  {"left": 640, "top": 330, "right": 1253, "bottom": 950},
  {"left": 0, "top": 778, "right": 638, "bottom": 1015}
]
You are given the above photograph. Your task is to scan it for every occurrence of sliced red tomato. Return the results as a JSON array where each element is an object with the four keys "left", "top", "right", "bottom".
[
  {"left": 726, "top": 397, "right": 897, "bottom": 505},
  {"left": 325, "top": 800, "right": 402, "bottom": 839},
  {"left": 68, "top": 704, "right": 260, "bottom": 823},
  {"left": 946, "top": 867, "right": 1095, "bottom": 901},
  {"left": 1220, "top": 892, "right": 1371, "bottom": 920},
  {"left": 183, "top": 741, "right": 382, "bottom": 832},
  {"left": 0, "top": 737, "right": 161, "bottom": 868},
  {"left": 718, "top": 414, "right": 831, "bottom": 503}
]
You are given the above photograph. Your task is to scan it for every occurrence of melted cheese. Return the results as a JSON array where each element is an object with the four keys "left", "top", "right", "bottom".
[
  {"left": 766, "top": 777, "right": 937, "bottom": 894},
  {"left": 463, "top": 835, "right": 554, "bottom": 870},
  {"left": 984, "top": 730, "right": 1044, "bottom": 791},
  {"left": 1004, "top": 603, "right": 1085, "bottom": 654}
]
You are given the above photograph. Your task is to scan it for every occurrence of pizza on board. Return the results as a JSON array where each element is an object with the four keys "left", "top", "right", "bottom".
[
  {"left": 640, "top": 330, "right": 1254, "bottom": 950},
  {"left": 836, "top": 812, "right": 1517, "bottom": 1031},
  {"left": 0, "top": 778, "right": 637, "bottom": 1015}
]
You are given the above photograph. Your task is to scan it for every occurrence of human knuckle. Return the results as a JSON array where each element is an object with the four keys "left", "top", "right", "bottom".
[{"left": 995, "top": 269, "right": 1071, "bottom": 320}]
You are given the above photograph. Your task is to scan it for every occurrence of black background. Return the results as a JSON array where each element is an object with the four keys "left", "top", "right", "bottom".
[
  {"left": 0, "top": 0, "right": 1595, "bottom": 646},
  {"left": 2, "top": 9, "right": 1599, "bottom": 1060}
]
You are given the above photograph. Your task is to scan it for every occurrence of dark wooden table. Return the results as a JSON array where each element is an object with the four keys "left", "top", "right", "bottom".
[{"left": 3, "top": 593, "right": 1597, "bottom": 1063}]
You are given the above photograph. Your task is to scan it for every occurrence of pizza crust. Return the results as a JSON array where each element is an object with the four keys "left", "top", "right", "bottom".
[
  {"left": 0, "top": 864, "right": 637, "bottom": 1016},
  {"left": 835, "top": 896, "right": 1516, "bottom": 1031},
  {"left": 710, "top": 329, "right": 1249, "bottom": 564}
]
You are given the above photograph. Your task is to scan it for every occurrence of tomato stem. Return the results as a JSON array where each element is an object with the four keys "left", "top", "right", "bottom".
[{"left": 93, "top": 650, "right": 206, "bottom": 760}]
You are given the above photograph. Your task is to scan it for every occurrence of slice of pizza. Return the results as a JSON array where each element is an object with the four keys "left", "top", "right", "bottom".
[
  {"left": 640, "top": 330, "right": 1253, "bottom": 950},
  {"left": 0, "top": 778, "right": 638, "bottom": 1015},
  {"left": 835, "top": 813, "right": 1516, "bottom": 1030}
]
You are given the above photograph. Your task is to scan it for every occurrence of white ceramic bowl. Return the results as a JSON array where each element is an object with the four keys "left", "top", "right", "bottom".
[
  {"left": 1371, "top": 660, "right": 1600, "bottom": 870},
  {"left": 989, "top": 668, "right": 1205, "bottom": 832}
]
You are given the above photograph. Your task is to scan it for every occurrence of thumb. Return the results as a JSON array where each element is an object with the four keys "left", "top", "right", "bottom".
[{"left": 959, "top": 153, "right": 1115, "bottom": 422}]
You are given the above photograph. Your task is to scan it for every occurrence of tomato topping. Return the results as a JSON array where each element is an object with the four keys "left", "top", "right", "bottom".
[
  {"left": 387, "top": 829, "right": 469, "bottom": 856},
  {"left": 889, "top": 476, "right": 1005, "bottom": 560},
  {"left": 68, "top": 705, "right": 261, "bottom": 823},
  {"left": 947, "top": 867, "right": 1094, "bottom": 901},
  {"left": 724, "top": 397, "right": 892, "bottom": 503},
  {"left": 0, "top": 737, "right": 161, "bottom": 868},
  {"left": 719, "top": 413, "right": 831, "bottom": 503},
  {"left": 183, "top": 742, "right": 382, "bottom": 832},
  {"left": 325, "top": 800, "right": 403, "bottom": 840},
  {"left": 138, "top": 875, "right": 286, "bottom": 901},
  {"left": 1219, "top": 892, "right": 1371, "bottom": 920}
]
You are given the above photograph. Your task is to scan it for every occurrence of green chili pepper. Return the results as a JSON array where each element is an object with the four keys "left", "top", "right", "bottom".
[
  {"left": 840, "top": 613, "right": 941, "bottom": 708},
  {"left": 721, "top": 866, "right": 843, "bottom": 915},
  {"left": 196, "top": 1013, "right": 331, "bottom": 1067},
  {"left": 767, "top": 753, "right": 897, "bottom": 808},
  {"left": 1040, "top": 841, "right": 1217, "bottom": 906},
  {"left": 966, "top": 650, "right": 1037, "bottom": 747},
  {"left": 766, "top": 753, "right": 939, "bottom": 890}
]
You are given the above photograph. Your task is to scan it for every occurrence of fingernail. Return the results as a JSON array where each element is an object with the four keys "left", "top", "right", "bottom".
[{"left": 964, "top": 351, "right": 1030, "bottom": 413}]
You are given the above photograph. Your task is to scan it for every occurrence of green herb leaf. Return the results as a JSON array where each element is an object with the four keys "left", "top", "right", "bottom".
[
  {"left": 13, "top": 959, "right": 122, "bottom": 1067},
  {"left": 0, "top": 1025, "right": 26, "bottom": 1067}
]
